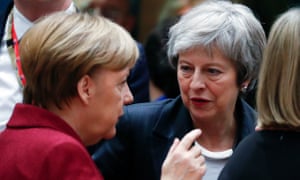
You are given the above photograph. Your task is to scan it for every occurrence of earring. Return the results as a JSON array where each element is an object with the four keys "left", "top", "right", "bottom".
[{"left": 241, "top": 86, "right": 247, "bottom": 93}]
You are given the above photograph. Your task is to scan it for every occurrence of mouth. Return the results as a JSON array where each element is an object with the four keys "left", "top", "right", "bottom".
[
  {"left": 190, "top": 97, "right": 211, "bottom": 106},
  {"left": 191, "top": 97, "right": 210, "bottom": 102}
]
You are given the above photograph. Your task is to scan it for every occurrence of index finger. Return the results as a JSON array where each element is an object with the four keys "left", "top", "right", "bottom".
[{"left": 178, "top": 129, "right": 202, "bottom": 150}]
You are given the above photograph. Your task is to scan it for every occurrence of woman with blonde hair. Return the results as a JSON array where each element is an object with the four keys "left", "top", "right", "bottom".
[
  {"left": 219, "top": 7, "right": 300, "bottom": 180},
  {"left": 0, "top": 12, "right": 205, "bottom": 180}
]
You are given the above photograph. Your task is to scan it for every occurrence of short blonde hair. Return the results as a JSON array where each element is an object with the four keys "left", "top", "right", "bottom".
[
  {"left": 20, "top": 12, "right": 139, "bottom": 109},
  {"left": 257, "top": 8, "right": 300, "bottom": 128}
]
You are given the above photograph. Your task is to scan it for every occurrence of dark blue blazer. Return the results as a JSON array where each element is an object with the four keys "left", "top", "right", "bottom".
[
  {"left": 0, "top": 0, "right": 13, "bottom": 42},
  {"left": 92, "top": 96, "right": 257, "bottom": 180}
]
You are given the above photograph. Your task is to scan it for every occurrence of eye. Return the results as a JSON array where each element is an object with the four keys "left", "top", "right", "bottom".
[
  {"left": 117, "top": 80, "right": 127, "bottom": 90},
  {"left": 179, "top": 64, "right": 193, "bottom": 73},
  {"left": 207, "top": 68, "right": 222, "bottom": 75}
]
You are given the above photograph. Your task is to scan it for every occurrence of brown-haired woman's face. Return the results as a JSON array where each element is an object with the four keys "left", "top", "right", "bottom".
[{"left": 177, "top": 48, "right": 239, "bottom": 123}]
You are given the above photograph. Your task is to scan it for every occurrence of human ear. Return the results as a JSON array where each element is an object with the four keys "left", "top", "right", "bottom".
[
  {"left": 240, "top": 79, "right": 250, "bottom": 93},
  {"left": 77, "top": 75, "right": 95, "bottom": 105}
]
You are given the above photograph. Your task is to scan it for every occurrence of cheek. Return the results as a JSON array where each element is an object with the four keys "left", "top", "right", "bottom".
[
  {"left": 210, "top": 79, "right": 239, "bottom": 101},
  {"left": 114, "top": 88, "right": 125, "bottom": 109},
  {"left": 111, "top": 89, "right": 121, "bottom": 103},
  {"left": 219, "top": 75, "right": 239, "bottom": 91},
  {"left": 99, "top": 87, "right": 122, "bottom": 112},
  {"left": 177, "top": 76, "right": 189, "bottom": 104},
  {"left": 178, "top": 75, "right": 189, "bottom": 92}
]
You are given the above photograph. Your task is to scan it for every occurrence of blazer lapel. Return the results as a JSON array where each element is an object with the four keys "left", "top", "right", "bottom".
[{"left": 150, "top": 97, "right": 194, "bottom": 178}]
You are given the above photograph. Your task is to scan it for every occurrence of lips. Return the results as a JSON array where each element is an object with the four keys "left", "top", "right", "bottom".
[
  {"left": 190, "top": 98, "right": 211, "bottom": 107},
  {"left": 191, "top": 97, "right": 210, "bottom": 102}
]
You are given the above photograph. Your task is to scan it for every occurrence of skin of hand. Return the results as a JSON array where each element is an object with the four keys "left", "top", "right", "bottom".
[
  {"left": 255, "top": 126, "right": 262, "bottom": 131},
  {"left": 161, "top": 129, "right": 206, "bottom": 180}
]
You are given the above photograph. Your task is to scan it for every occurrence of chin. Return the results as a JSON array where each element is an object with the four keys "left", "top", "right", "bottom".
[
  {"left": 103, "top": 128, "right": 117, "bottom": 140},
  {"left": 85, "top": 128, "right": 116, "bottom": 146}
]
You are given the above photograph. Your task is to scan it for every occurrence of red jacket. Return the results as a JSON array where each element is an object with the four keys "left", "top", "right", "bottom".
[{"left": 0, "top": 103, "right": 103, "bottom": 180}]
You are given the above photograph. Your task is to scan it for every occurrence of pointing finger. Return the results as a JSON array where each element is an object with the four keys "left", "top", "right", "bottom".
[{"left": 179, "top": 129, "right": 202, "bottom": 150}]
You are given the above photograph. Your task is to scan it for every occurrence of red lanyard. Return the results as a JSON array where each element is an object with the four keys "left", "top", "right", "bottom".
[{"left": 11, "top": 17, "right": 26, "bottom": 86}]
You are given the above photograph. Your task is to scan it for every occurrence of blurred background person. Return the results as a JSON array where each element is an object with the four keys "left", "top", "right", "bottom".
[
  {"left": 91, "top": 1, "right": 266, "bottom": 179},
  {"left": 84, "top": 0, "right": 150, "bottom": 103},
  {"left": 144, "top": 0, "right": 206, "bottom": 101},
  {"left": 233, "top": 0, "right": 300, "bottom": 36},
  {"left": 144, "top": 16, "right": 180, "bottom": 101},
  {"left": 158, "top": 0, "right": 205, "bottom": 23},
  {"left": 0, "top": 0, "right": 77, "bottom": 131},
  {"left": 85, "top": 0, "right": 136, "bottom": 36},
  {"left": 218, "top": 7, "right": 300, "bottom": 180}
]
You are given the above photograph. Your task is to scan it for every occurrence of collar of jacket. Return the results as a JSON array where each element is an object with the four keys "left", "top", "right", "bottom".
[{"left": 152, "top": 96, "right": 257, "bottom": 149}]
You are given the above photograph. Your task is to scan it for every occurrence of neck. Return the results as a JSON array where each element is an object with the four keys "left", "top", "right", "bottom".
[
  {"left": 194, "top": 116, "right": 237, "bottom": 151},
  {"left": 47, "top": 100, "right": 86, "bottom": 144},
  {"left": 14, "top": 0, "right": 72, "bottom": 21}
]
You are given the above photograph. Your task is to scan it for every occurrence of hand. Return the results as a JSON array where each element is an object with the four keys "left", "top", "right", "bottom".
[
  {"left": 255, "top": 124, "right": 263, "bottom": 131},
  {"left": 161, "top": 129, "right": 206, "bottom": 180}
]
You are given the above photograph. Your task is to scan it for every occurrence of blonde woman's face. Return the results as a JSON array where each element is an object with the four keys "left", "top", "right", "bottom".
[
  {"left": 177, "top": 48, "right": 239, "bottom": 124},
  {"left": 83, "top": 66, "right": 133, "bottom": 144}
]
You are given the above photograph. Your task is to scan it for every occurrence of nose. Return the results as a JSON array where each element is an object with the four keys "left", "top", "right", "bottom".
[
  {"left": 190, "top": 71, "right": 206, "bottom": 90},
  {"left": 123, "top": 84, "right": 134, "bottom": 105}
]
